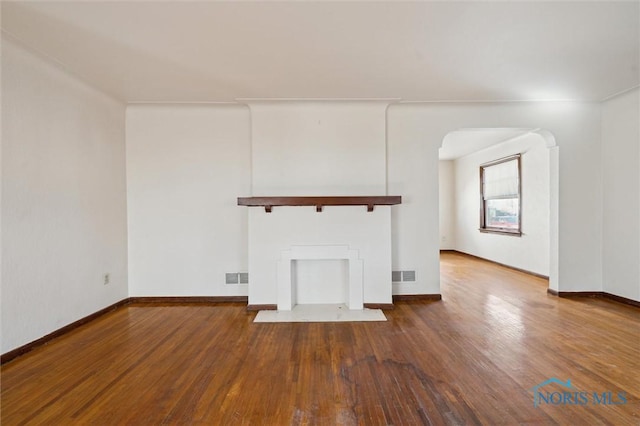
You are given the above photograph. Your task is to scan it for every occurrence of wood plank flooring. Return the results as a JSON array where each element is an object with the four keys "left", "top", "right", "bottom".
[{"left": 2, "top": 252, "right": 639, "bottom": 425}]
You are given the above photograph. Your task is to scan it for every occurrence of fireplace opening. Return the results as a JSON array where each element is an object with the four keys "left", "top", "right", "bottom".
[
  {"left": 277, "top": 245, "right": 364, "bottom": 311},
  {"left": 293, "top": 259, "right": 349, "bottom": 305}
]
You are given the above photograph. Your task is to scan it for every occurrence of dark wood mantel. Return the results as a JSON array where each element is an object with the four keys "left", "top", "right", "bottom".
[{"left": 237, "top": 196, "right": 401, "bottom": 213}]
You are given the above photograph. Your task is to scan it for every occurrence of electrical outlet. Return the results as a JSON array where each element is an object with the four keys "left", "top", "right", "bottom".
[{"left": 104, "top": 273, "right": 110, "bottom": 285}]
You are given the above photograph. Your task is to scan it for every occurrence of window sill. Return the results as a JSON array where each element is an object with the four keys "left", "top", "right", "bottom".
[{"left": 479, "top": 228, "right": 522, "bottom": 237}]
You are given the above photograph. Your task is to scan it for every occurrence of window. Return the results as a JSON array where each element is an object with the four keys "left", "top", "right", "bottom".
[{"left": 480, "top": 154, "right": 521, "bottom": 236}]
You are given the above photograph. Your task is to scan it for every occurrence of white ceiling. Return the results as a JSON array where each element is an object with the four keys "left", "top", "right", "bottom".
[
  {"left": 439, "top": 128, "right": 534, "bottom": 160},
  {"left": 1, "top": 1, "right": 638, "bottom": 103}
]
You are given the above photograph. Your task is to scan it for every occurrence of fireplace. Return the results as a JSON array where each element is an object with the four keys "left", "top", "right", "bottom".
[{"left": 241, "top": 197, "right": 399, "bottom": 310}]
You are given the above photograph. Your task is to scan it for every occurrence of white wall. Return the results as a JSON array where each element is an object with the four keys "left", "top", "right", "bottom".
[
  {"left": 249, "top": 101, "right": 387, "bottom": 196},
  {"left": 387, "top": 108, "right": 441, "bottom": 296},
  {"left": 125, "top": 105, "right": 251, "bottom": 297},
  {"left": 128, "top": 100, "right": 607, "bottom": 302},
  {"left": 438, "top": 160, "right": 455, "bottom": 250},
  {"left": 453, "top": 134, "right": 550, "bottom": 276},
  {"left": 388, "top": 102, "right": 602, "bottom": 294},
  {"left": 602, "top": 88, "right": 640, "bottom": 302},
  {"left": 1, "top": 38, "right": 128, "bottom": 353},
  {"left": 123, "top": 99, "right": 634, "bottom": 301}
]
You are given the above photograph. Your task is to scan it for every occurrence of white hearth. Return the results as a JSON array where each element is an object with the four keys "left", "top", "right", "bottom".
[{"left": 254, "top": 304, "right": 387, "bottom": 323}]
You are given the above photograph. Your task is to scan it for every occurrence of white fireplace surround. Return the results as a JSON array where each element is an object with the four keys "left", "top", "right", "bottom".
[
  {"left": 247, "top": 207, "right": 392, "bottom": 309},
  {"left": 277, "top": 245, "right": 364, "bottom": 311}
]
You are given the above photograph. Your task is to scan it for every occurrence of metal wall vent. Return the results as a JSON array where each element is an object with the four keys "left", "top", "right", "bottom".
[
  {"left": 225, "top": 273, "right": 239, "bottom": 284},
  {"left": 402, "top": 271, "right": 416, "bottom": 282}
]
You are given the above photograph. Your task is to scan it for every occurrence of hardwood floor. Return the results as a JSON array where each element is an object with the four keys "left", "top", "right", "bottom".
[{"left": 2, "top": 252, "right": 639, "bottom": 425}]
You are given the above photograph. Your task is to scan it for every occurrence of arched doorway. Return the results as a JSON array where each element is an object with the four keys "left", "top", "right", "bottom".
[{"left": 438, "top": 127, "right": 559, "bottom": 291}]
